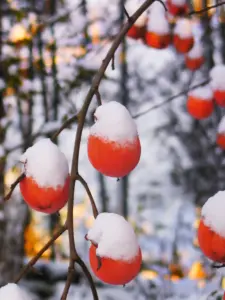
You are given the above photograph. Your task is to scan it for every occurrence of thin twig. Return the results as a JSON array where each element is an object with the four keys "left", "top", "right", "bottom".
[
  {"left": 123, "top": 5, "right": 131, "bottom": 21},
  {"left": 157, "top": 0, "right": 168, "bottom": 11},
  {"left": 77, "top": 174, "right": 99, "bottom": 219},
  {"left": 4, "top": 173, "right": 26, "bottom": 201},
  {"left": 133, "top": 79, "right": 210, "bottom": 119},
  {"left": 112, "top": 54, "right": 115, "bottom": 70},
  {"left": 188, "top": 1, "right": 225, "bottom": 15},
  {"left": 95, "top": 90, "right": 102, "bottom": 106},
  {"left": 51, "top": 114, "right": 78, "bottom": 142},
  {"left": 14, "top": 224, "right": 67, "bottom": 283},
  {"left": 76, "top": 257, "right": 99, "bottom": 299}
]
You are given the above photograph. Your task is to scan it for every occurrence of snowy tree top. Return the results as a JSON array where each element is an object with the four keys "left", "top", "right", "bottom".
[
  {"left": 210, "top": 64, "right": 225, "bottom": 90},
  {"left": 147, "top": 14, "right": 169, "bottom": 34},
  {"left": 174, "top": 19, "right": 193, "bottom": 38},
  {"left": 218, "top": 116, "right": 225, "bottom": 134},
  {"left": 0, "top": 283, "right": 30, "bottom": 300},
  {"left": 20, "top": 138, "right": 69, "bottom": 188},
  {"left": 90, "top": 101, "right": 138, "bottom": 143},
  {"left": 186, "top": 42, "right": 204, "bottom": 59},
  {"left": 87, "top": 213, "right": 140, "bottom": 261},
  {"left": 202, "top": 191, "right": 225, "bottom": 237},
  {"left": 189, "top": 85, "right": 213, "bottom": 101}
]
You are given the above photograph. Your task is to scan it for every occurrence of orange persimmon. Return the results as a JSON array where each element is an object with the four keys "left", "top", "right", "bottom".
[
  {"left": 127, "top": 25, "right": 145, "bottom": 40},
  {"left": 187, "top": 96, "right": 213, "bottom": 119},
  {"left": 145, "top": 31, "right": 171, "bottom": 49},
  {"left": 20, "top": 175, "right": 70, "bottom": 214},
  {"left": 185, "top": 56, "right": 204, "bottom": 71},
  {"left": 216, "top": 133, "right": 225, "bottom": 150},
  {"left": 89, "top": 244, "right": 142, "bottom": 285},
  {"left": 214, "top": 90, "right": 225, "bottom": 107},
  {"left": 88, "top": 135, "right": 141, "bottom": 178},
  {"left": 198, "top": 219, "right": 225, "bottom": 263},
  {"left": 173, "top": 35, "right": 194, "bottom": 53}
]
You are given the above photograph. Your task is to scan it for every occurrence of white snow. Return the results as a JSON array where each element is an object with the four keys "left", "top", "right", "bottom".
[
  {"left": 174, "top": 19, "right": 193, "bottom": 38},
  {"left": 0, "top": 283, "right": 30, "bottom": 300},
  {"left": 125, "top": 0, "right": 148, "bottom": 27},
  {"left": 147, "top": 15, "right": 169, "bottom": 35},
  {"left": 86, "top": 212, "right": 140, "bottom": 261},
  {"left": 210, "top": 64, "right": 225, "bottom": 90},
  {"left": 90, "top": 101, "right": 138, "bottom": 143},
  {"left": 218, "top": 116, "right": 225, "bottom": 133},
  {"left": 148, "top": 1, "right": 166, "bottom": 16},
  {"left": 188, "top": 85, "right": 213, "bottom": 101},
  {"left": 186, "top": 43, "right": 204, "bottom": 59},
  {"left": 170, "top": 0, "right": 186, "bottom": 7},
  {"left": 201, "top": 191, "right": 225, "bottom": 237},
  {"left": 20, "top": 138, "right": 69, "bottom": 188}
]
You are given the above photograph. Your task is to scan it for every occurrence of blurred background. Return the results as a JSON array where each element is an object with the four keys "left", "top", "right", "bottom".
[{"left": 1, "top": 0, "right": 225, "bottom": 299}]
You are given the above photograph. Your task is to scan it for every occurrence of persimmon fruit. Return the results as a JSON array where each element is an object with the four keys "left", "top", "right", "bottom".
[
  {"left": 198, "top": 219, "right": 225, "bottom": 263},
  {"left": 187, "top": 96, "right": 213, "bottom": 119},
  {"left": 145, "top": 31, "right": 171, "bottom": 49},
  {"left": 89, "top": 243, "right": 142, "bottom": 285},
  {"left": 173, "top": 35, "right": 194, "bottom": 53},
  {"left": 167, "top": 0, "right": 188, "bottom": 16},
  {"left": 214, "top": 90, "right": 225, "bottom": 107},
  {"left": 20, "top": 175, "right": 70, "bottom": 214},
  {"left": 185, "top": 56, "right": 204, "bottom": 71}
]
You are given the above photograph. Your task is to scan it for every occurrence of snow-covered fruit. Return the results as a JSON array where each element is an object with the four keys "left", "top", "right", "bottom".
[
  {"left": 145, "top": 15, "right": 170, "bottom": 49},
  {"left": 167, "top": 0, "right": 188, "bottom": 16},
  {"left": 19, "top": 138, "right": 70, "bottom": 214},
  {"left": 127, "top": 25, "right": 146, "bottom": 40},
  {"left": 198, "top": 191, "right": 225, "bottom": 262},
  {"left": 0, "top": 283, "right": 29, "bottom": 300},
  {"left": 173, "top": 19, "right": 194, "bottom": 53},
  {"left": 185, "top": 43, "right": 204, "bottom": 71},
  {"left": 87, "top": 101, "right": 141, "bottom": 178},
  {"left": 210, "top": 65, "right": 225, "bottom": 107},
  {"left": 86, "top": 213, "right": 142, "bottom": 285},
  {"left": 187, "top": 86, "right": 214, "bottom": 119},
  {"left": 217, "top": 116, "right": 225, "bottom": 150},
  {"left": 126, "top": 1, "right": 147, "bottom": 40}
]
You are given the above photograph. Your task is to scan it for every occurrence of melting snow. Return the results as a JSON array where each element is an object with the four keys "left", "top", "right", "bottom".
[
  {"left": 210, "top": 64, "right": 225, "bottom": 90},
  {"left": 20, "top": 138, "right": 69, "bottom": 188},
  {"left": 201, "top": 191, "right": 225, "bottom": 237},
  {"left": 0, "top": 283, "right": 30, "bottom": 300},
  {"left": 147, "top": 15, "right": 169, "bottom": 35},
  {"left": 189, "top": 85, "right": 213, "bottom": 101},
  {"left": 174, "top": 18, "right": 193, "bottom": 38},
  {"left": 86, "top": 212, "right": 140, "bottom": 261},
  {"left": 186, "top": 43, "right": 204, "bottom": 59},
  {"left": 90, "top": 101, "right": 138, "bottom": 143}
]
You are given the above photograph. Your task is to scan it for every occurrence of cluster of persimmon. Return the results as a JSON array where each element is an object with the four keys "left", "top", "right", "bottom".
[
  {"left": 126, "top": 0, "right": 204, "bottom": 70},
  {"left": 12, "top": 101, "right": 141, "bottom": 285},
  {"left": 198, "top": 191, "right": 225, "bottom": 266}
]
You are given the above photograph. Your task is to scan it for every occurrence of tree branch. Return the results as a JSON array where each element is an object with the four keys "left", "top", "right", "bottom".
[
  {"left": 77, "top": 174, "right": 99, "bottom": 219},
  {"left": 133, "top": 79, "right": 210, "bottom": 119},
  {"left": 4, "top": 173, "right": 26, "bottom": 202},
  {"left": 14, "top": 224, "right": 67, "bottom": 283},
  {"left": 51, "top": 114, "right": 79, "bottom": 142}
]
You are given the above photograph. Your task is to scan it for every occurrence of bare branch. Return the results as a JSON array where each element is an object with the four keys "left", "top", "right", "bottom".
[
  {"left": 4, "top": 173, "right": 26, "bottom": 202},
  {"left": 133, "top": 79, "right": 210, "bottom": 119},
  {"left": 123, "top": 5, "right": 131, "bottom": 21},
  {"left": 14, "top": 224, "right": 67, "bottom": 283},
  {"left": 51, "top": 114, "right": 79, "bottom": 142},
  {"left": 77, "top": 174, "right": 99, "bottom": 219},
  {"left": 157, "top": 0, "right": 168, "bottom": 11},
  {"left": 95, "top": 90, "right": 102, "bottom": 106}
]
